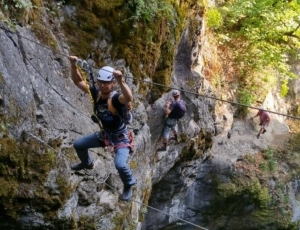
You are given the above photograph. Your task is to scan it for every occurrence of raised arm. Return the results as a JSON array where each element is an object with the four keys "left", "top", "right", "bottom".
[
  {"left": 113, "top": 70, "right": 133, "bottom": 104},
  {"left": 69, "top": 56, "right": 89, "bottom": 93},
  {"left": 165, "top": 101, "right": 172, "bottom": 115}
]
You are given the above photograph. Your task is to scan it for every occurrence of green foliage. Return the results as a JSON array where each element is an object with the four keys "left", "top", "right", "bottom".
[
  {"left": 0, "top": 130, "right": 57, "bottom": 219},
  {"left": 78, "top": 216, "right": 96, "bottom": 230},
  {"left": 8, "top": 0, "right": 32, "bottom": 10},
  {"left": 237, "top": 88, "right": 254, "bottom": 115},
  {"left": 215, "top": 178, "right": 272, "bottom": 216},
  {"left": 217, "top": 182, "right": 237, "bottom": 198},
  {"left": 62, "top": 0, "right": 182, "bottom": 98},
  {"left": 263, "top": 147, "right": 274, "bottom": 160},
  {"left": 268, "top": 159, "right": 277, "bottom": 172},
  {"left": 211, "top": 73, "right": 221, "bottom": 89},
  {"left": 238, "top": 88, "right": 254, "bottom": 106},
  {"left": 262, "top": 148, "right": 278, "bottom": 172},
  {"left": 125, "top": 0, "right": 156, "bottom": 22},
  {"left": 211, "top": 161, "right": 297, "bottom": 229},
  {"left": 125, "top": 0, "right": 174, "bottom": 22},
  {"left": 259, "top": 161, "right": 268, "bottom": 172},
  {"left": 45, "top": 0, "right": 65, "bottom": 16},
  {"left": 245, "top": 154, "right": 255, "bottom": 163},
  {"left": 280, "top": 79, "right": 289, "bottom": 97},
  {"left": 206, "top": 7, "right": 223, "bottom": 29},
  {"left": 215, "top": 0, "right": 300, "bottom": 99},
  {"left": 0, "top": 0, "right": 33, "bottom": 23}
]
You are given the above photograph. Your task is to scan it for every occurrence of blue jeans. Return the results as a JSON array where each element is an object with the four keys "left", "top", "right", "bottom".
[{"left": 73, "top": 130, "right": 136, "bottom": 187}]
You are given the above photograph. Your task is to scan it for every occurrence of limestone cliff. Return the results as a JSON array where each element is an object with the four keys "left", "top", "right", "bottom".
[
  {"left": 0, "top": 1, "right": 300, "bottom": 230},
  {"left": 0, "top": 1, "right": 214, "bottom": 229}
]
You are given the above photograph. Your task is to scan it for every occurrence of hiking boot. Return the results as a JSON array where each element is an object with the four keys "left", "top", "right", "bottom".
[
  {"left": 121, "top": 183, "right": 136, "bottom": 201},
  {"left": 71, "top": 162, "right": 94, "bottom": 171},
  {"left": 262, "top": 129, "right": 267, "bottom": 134},
  {"left": 257, "top": 134, "right": 260, "bottom": 139},
  {"left": 157, "top": 146, "right": 167, "bottom": 152}
]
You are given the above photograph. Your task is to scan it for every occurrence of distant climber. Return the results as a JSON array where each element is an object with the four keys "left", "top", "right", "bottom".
[
  {"left": 157, "top": 89, "right": 186, "bottom": 151},
  {"left": 251, "top": 106, "right": 271, "bottom": 139},
  {"left": 227, "top": 132, "right": 231, "bottom": 139},
  {"left": 68, "top": 56, "right": 136, "bottom": 201}
]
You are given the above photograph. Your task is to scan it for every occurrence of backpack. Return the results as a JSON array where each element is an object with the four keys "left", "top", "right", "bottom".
[
  {"left": 172, "top": 100, "right": 186, "bottom": 119},
  {"left": 92, "top": 90, "right": 133, "bottom": 125}
]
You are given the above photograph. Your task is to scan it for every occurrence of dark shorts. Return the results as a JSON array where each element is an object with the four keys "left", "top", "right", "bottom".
[{"left": 259, "top": 121, "right": 268, "bottom": 127}]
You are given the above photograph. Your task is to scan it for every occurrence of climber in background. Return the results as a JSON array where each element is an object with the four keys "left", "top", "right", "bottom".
[
  {"left": 251, "top": 106, "right": 271, "bottom": 139},
  {"left": 157, "top": 89, "right": 186, "bottom": 151}
]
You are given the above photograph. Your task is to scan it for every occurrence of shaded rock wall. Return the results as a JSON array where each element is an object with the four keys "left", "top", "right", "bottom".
[
  {"left": 0, "top": 23, "right": 152, "bottom": 229},
  {"left": 0, "top": 2, "right": 214, "bottom": 227}
]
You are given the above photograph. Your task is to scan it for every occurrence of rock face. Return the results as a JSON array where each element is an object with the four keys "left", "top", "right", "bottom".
[
  {"left": 0, "top": 14, "right": 215, "bottom": 229},
  {"left": 1, "top": 2, "right": 300, "bottom": 230},
  {"left": 0, "top": 23, "right": 148, "bottom": 229}
]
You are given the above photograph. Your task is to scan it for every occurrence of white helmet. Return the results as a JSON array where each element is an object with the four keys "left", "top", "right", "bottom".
[
  {"left": 172, "top": 89, "right": 180, "bottom": 97},
  {"left": 259, "top": 106, "right": 265, "bottom": 110},
  {"left": 97, "top": 66, "right": 115, "bottom": 81}
]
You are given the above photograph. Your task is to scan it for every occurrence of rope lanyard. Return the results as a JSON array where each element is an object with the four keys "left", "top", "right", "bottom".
[
  {"left": 75, "top": 59, "right": 95, "bottom": 109},
  {"left": 75, "top": 59, "right": 103, "bottom": 131}
]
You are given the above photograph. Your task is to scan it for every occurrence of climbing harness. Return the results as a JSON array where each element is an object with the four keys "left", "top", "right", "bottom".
[
  {"left": 76, "top": 58, "right": 134, "bottom": 153},
  {"left": 4, "top": 26, "right": 286, "bottom": 230},
  {"left": 24, "top": 130, "right": 206, "bottom": 229}
]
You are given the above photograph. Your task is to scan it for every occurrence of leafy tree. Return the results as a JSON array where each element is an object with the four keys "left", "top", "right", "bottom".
[{"left": 207, "top": 0, "right": 300, "bottom": 112}]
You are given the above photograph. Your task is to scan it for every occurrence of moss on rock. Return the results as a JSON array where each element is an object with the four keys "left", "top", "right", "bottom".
[
  {"left": 0, "top": 129, "right": 57, "bottom": 219},
  {"left": 61, "top": 0, "right": 195, "bottom": 100},
  {"left": 206, "top": 149, "right": 300, "bottom": 229}
]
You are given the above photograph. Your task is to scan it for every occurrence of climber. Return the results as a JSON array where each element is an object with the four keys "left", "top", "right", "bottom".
[
  {"left": 157, "top": 89, "right": 186, "bottom": 151},
  {"left": 251, "top": 106, "right": 271, "bottom": 139},
  {"left": 68, "top": 56, "right": 136, "bottom": 201}
]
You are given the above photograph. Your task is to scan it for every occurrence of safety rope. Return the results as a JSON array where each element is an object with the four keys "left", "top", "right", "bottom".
[
  {"left": 75, "top": 59, "right": 103, "bottom": 131},
  {"left": 75, "top": 59, "right": 95, "bottom": 110},
  {"left": 22, "top": 49, "right": 91, "bottom": 119},
  {"left": 3, "top": 26, "right": 103, "bottom": 134},
  {"left": 3, "top": 25, "right": 297, "bottom": 230},
  {"left": 1, "top": 26, "right": 299, "bottom": 121},
  {"left": 24, "top": 131, "right": 208, "bottom": 230},
  {"left": 103, "top": 181, "right": 209, "bottom": 230}
]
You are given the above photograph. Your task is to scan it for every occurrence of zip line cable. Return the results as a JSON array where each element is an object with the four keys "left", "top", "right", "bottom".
[
  {"left": 2, "top": 26, "right": 299, "bottom": 121},
  {"left": 103, "top": 182, "right": 209, "bottom": 230},
  {"left": 132, "top": 199, "right": 208, "bottom": 230},
  {"left": 1, "top": 26, "right": 71, "bottom": 59},
  {"left": 3, "top": 26, "right": 300, "bottom": 230},
  {"left": 2, "top": 26, "right": 91, "bottom": 119},
  {"left": 24, "top": 131, "right": 208, "bottom": 230},
  {"left": 1, "top": 27, "right": 209, "bottom": 230},
  {"left": 129, "top": 76, "right": 300, "bottom": 120},
  {"left": 24, "top": 54, "right": 91, "bottom": 119},
  {"left": 4, "top": 25, "right": 298, "bottom": 230}
]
